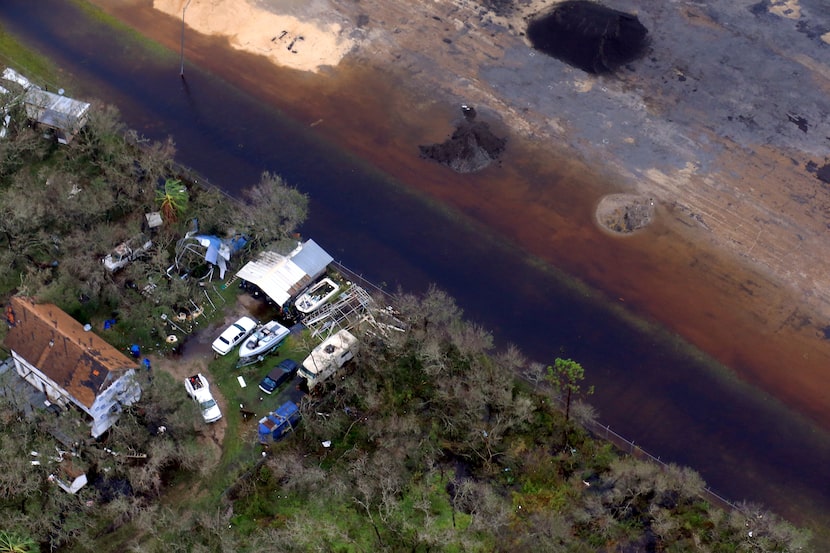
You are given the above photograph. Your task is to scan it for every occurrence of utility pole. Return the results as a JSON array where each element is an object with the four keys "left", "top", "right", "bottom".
[{"left": 179, "top": 0, "right": 193, "bottom": 78}]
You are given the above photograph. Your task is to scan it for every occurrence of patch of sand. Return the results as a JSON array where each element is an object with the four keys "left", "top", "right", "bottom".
[
  {"left": 768, "top": 0, "right": 802, "bottom": 20},
  {"left": 595, "top": 193, "right": 656, "bottom": 234},
  {"left": 153, "top": 0, "right": 356, "bottom": 73}
]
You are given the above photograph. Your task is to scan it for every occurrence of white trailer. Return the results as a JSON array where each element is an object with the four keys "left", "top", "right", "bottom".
[{"left": 299, "top": 330, "right": 358, "bottom": 391}]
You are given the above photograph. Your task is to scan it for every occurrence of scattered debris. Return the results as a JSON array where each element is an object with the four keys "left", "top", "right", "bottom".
[{"left": 595, "top": 193, "right": 656, "bottom": 234}]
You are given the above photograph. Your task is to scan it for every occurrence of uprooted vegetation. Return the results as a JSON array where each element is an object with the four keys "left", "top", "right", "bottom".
[{"left": 419, "top": 107, "right": 507, "bottom": 173}]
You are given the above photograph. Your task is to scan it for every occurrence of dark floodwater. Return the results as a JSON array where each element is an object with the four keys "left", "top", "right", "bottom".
[{"left": 1, "top": 0, "right": 829, "bottom": 533}]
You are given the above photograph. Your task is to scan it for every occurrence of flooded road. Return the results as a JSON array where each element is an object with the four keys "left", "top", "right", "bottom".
[{"left": 1, "top": 0, "right": 829, "bottom": 535}]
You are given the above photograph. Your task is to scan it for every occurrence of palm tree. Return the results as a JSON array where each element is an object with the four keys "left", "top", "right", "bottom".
[
  {"left": 156, "top": 178, "right": 189, "bottom": 223},
  {"left": 0, "top": 531, "right": 39, "bottom": 553}
]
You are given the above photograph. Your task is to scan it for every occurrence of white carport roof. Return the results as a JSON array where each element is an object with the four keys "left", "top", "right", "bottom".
[{"left": 235, "top": 240, "right": 333, "bottom": 307}]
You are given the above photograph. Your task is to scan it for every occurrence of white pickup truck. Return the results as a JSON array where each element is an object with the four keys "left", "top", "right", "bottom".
[{"left": 184, "top": 374, "right": 222, "bottom": 423}]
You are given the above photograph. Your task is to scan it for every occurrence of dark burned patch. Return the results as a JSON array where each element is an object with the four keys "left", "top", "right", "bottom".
[
  {"left": 91, "top": 473, "right": 134, "bottom": 502},
  {"left": 815, "top": 163, "right": 830, "bottom": 184},
  {"left": 419, "top": 107, "right": 506, "bottom": 173},
  {"left": 796, "top": 19, "right": 829, "bottom": 41},
  {"left": 748, "top": 1, "right": 769, "bottom": 17},
  {"left": 787, "top": 113, "right": 809, "bottom": 133},
  {"left": 526, "top": 0, "right": 649, "bottom": 74}
]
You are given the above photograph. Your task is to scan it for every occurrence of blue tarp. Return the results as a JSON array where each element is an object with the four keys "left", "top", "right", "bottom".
[
  {"left": 188, "top": 234, "right": 248, "bottom": 279},
  {"left": 193, "top": 235, "right": 223, "bottom": 266},
  {"left": 229, "top": 235, "right": 247, "bottom": 253}
]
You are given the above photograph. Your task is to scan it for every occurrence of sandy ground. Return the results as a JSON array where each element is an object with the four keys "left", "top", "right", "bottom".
[
  {"left": 595, "top": 193, "right": 655, "bottom": 234},
  {"left": 153, "top": 0, "right": 357, "bottom": 72}
]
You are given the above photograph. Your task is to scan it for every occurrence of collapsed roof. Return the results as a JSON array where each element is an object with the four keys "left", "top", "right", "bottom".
[{"left": 236, "top": 239, "right": 333, "bottom": 307}]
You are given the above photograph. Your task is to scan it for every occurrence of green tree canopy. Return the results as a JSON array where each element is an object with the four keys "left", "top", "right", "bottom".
[
  {"left": 546, "top": 357, "right": 594, "bottom": 422},
  {"left": 156, "top": 178, "right": 188, "bottom": 223}
]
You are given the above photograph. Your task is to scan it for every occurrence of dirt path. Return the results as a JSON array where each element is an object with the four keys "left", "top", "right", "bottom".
[
  {"left": 142, "top": 293, "right": 266, "bottom": 465},
  {"left": 147, "top": 353, "right": 226, "bottom": 465}
]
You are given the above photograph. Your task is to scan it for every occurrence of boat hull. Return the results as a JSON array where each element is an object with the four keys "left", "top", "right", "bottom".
[
  {"left": 295, "top": 277, "right": 340, "bottom": 314},
  {"left": 238, "top": 321, "right": 290, "bottom": 359}
]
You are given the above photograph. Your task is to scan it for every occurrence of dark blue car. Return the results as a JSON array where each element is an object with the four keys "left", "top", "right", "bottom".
[{"left": 258, "top": 358, "right": 299, "bottom": 394}]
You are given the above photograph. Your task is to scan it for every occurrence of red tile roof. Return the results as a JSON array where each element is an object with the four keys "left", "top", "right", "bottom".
[{"left": 3, "top": 296, "right": 137, "bottom": 408}]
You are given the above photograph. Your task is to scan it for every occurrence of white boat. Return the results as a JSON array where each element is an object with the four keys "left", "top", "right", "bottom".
[
  {"left": 295, "top": 278, "right": 340, "bottom": 314},
  {"left": 238, "top": 320, "right": 291, "bottom": 359}
]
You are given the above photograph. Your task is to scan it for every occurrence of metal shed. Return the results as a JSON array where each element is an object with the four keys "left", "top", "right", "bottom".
[
  {"left": 1, "top": 69, "right": 91, "bottom": 145},
  {"left": 23, "top": 88, "right": 91, "bottom": 144},
  {"left": 235, "top": 239, "right": 333, "bottom": 307}
]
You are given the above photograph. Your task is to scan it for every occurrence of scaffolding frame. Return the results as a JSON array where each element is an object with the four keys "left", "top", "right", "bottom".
[
  {"left": 301, "top": 284, "right": 408, "bottom": 340},
  {"left": 301, "top": 285, "right": 375, "bottom": 338}
]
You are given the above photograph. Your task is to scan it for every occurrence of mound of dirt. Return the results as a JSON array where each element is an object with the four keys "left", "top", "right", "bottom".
[
  {"left": 526, "top": 0, "right": 649, "bottom": 74},
  {"left": 596, "top": 193, "right": 655, "bottom": 234},
  {"left": 419, "top": 109, "right": 507, "bottom": 173}
]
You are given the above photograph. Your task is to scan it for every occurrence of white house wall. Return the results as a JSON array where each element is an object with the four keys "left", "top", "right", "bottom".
[
  {"left": 10, "top": 352, "right": 140, "bottom": 437},
  {"left": 89, "top": 370, "right": 141, "bottom": 438},
  {"left": 11, "top": 352, "right": 76, "bottom": 411}
]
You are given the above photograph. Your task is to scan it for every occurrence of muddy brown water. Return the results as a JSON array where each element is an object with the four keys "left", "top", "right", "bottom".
[{"left": 1, "top": 0, "right": 830, "bottom": 537}]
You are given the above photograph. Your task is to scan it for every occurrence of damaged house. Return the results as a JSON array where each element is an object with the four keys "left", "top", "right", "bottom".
[
  {"left": 235, "top": 239, "right": 333, "bottom": 307},
  {"left": 0, "top": 67, "right": 91, "bottom": 144},
  {"left": 3, "top": 296, "right": 141, "bottom": 437}
]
